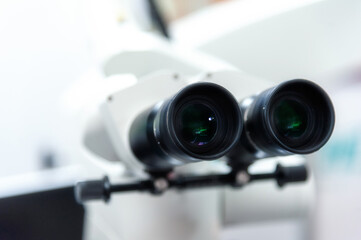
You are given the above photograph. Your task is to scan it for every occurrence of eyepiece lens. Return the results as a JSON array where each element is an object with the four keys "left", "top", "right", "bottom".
[
  {"left": 179, "top": 103, "right": 217, "bottom": 146},
  {"left": 273, "top": 99, "right": 308, "bottom": 139}
]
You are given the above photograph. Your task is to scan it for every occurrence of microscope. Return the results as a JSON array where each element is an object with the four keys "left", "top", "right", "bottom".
[
  {"left": 76, "top": 76, "right": 334, "bottom": 200},
  {"left": 70, "top": 41, "right": 334, "bottom": 239}
]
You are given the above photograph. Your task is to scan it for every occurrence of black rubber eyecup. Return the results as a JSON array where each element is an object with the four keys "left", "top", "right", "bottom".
[
  {"left": 167, "top": 82, "right": 243, "bottom": 160},
  {"left": 266, "top": 79, "right": 335, "bottom": 154}
]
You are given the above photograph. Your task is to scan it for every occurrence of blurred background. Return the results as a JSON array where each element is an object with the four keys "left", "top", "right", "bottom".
[{"left": 0, "top": 0, "right": 361, "bottom": 239}]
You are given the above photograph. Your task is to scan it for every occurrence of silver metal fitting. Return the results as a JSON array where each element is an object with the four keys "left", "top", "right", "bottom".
[
  {"left": 153, "top": 178, "right": 169, "bottom": 192},
  {"left": 235, "top": 171, "right": 250, "bottom": 186}
]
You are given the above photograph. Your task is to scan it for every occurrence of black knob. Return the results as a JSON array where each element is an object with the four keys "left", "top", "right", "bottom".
[
  {"left": 75, "top": 176, "right": 111, "bottom": 203},
  {"left": 276, "top": 164, "right": 308, "bottom": 187}
]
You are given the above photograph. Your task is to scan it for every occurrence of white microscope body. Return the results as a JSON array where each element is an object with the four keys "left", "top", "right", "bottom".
[{"left": 68, "top": 42, "right": 314, "bottom": 240}]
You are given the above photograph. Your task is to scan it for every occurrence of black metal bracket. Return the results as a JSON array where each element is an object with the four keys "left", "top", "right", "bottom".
[{"left": 75, "top": 163, "right": 307, "bottom": 203}]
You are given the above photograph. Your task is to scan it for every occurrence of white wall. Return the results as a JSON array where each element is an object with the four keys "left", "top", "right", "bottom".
[{"left": 0, "top": 0, "right": 91, "bottom": 176}]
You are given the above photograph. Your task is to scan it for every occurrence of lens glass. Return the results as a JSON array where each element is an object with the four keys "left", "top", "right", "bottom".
[
  {"left": 273, "top": 99, "right": 308, "bottom": 139},
  {"left": 178, "top": 103, "right": 217, "bottom": 146}
]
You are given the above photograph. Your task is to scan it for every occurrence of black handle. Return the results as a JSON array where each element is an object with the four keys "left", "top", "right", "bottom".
[
  {"left": 74, "top": 163, "right": 308, "bottom": 203},
  {"left": 276, "top": 164, "right": 308, "bottom": 187},
  {"left": 75, "top": 176, "right": 111, "bottom": 203}
]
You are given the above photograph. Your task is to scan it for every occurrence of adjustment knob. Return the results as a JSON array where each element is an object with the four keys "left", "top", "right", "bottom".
[{"left": 74, "top": 176, "right": 110, "bottom": 203}]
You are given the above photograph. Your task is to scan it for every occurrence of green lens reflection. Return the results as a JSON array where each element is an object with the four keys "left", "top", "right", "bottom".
[
  {"left": 273, "top": 99, "right": 308, "bottom": 138},
  {"left": 179, "top": 103, "right": 217, "bottom": 146}
]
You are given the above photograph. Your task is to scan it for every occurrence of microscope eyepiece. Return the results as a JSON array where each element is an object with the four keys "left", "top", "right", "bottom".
[
  {"left": 228, "top": 79, "right": 335, "bottom": 165},
  {"left": 268, "top": 80, "right": 334, "bottom": 153},
  {"left": 130, "top": 82, "right": 243, "bottom": 172},
  {"left": 167, "top": 83, "right": 242, "bottom": 159}
]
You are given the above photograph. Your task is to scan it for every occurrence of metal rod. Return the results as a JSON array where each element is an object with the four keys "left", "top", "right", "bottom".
[{"left": 75, "top": 164, "right": 308, "bottom": 203}]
